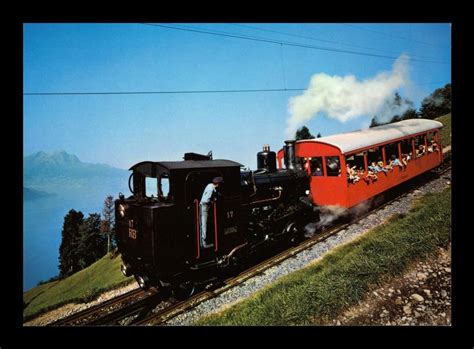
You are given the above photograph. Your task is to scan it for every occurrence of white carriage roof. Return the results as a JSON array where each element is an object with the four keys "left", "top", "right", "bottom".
[{"left": 298, "top": 119, "right": 443, "bottom": 154}]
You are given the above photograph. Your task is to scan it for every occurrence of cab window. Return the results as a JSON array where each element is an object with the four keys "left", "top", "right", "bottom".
[
  {"left": 145, "top": 177, "right": 158, "bottom": 198},
  {"left": 159, "top": 174, "right": 171, "bottom": 201}
]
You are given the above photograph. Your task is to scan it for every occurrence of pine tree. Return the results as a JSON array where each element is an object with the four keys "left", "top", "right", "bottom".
[
  {"left": 77, "top": 213, "right": 107, "bottom": 269},
  {"left": 101, "top": 195, "right": 115, "bottom": 254},
  {"left": 59, "top": 209, "right": 84, "bottom": 277},
  {"left": 369, "top": 116, "right": 380, "bottom": 128},
  {"left": 295, "top": 126, "right": 316, "bottom": 140}
]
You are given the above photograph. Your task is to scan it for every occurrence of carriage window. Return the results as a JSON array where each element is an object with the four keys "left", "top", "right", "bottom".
[
  {"left": 145, "top": 177, "right": 158, "bottom": 198},
  {"left": 427, "top": 132, "right": 435, "bottom": 142},
  {"left": 367, "top": 147, "right": 382, "bottom": 165},
  {"left": 426, "top": 132, "right": 439, "bottom": 153},
  {"left": 400, "top": 138, "right": 413, "bottom": 157},
  {"left": 310, "top": 157, "right": 324, "bottom": 176},
  {"left": 384, "top": 142, "right": 399, "bottom": 163},
  {"left": 325, "top": 156, "right": 341, "bottom": 176},
  {"left": 415, "top": 134, "right": 427, "bottom": 157},
  {"left": 346, "top": 152, "right": 365, "bottom": 173}
]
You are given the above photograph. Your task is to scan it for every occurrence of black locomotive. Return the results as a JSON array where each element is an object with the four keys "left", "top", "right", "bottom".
[{"left": 115, "top": 141, "right": 316, "bottom": 293}]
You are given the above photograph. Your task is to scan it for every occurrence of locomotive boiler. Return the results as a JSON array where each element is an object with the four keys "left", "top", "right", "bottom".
[{"left": 115, "top": 140, "right": 315, "bottom": 293}]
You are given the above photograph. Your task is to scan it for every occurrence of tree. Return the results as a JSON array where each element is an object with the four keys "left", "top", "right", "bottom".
[
  {"left": 401, "top": 108, "right": 418, "bottom": 120},
  {"left": 295, "top": 126, "right": 316, "bottom": 140},
  {"left": 77, "top": 213, "right": 107, "bottom": 269},
  {"left": 101, "top": 195, "right": 115, "bottom": 254},
  {"left": 59, "top": 209, "right": 84, "bottom": 277},
  {"left": 317, "top": 132, "right": 322, "bottom": 138},
  {"left": 419, "top": 83, "right": 451, "bottom": 119},
  {"left": 371, "top": 93, "right": 418, "bottom": 127},
  {"left": 389, "top": 93, "right": 416, "bottom": 123},
  {"left": 369, "top": 116, "right": 380, "bottom": 128},
  {"left": 59, "top": 209, "right": 109, "bottom": 277}
]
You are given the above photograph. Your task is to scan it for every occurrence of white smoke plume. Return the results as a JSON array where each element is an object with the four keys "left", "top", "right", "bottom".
[
  {"left": 304, "top": 205, "right": 350, "bottom": 237},
  {"left": 303, "top": 198, "right": 375, "bottom": 237},
  {"left": 286, "top": 54, "right": 411, "bottom": 139}
]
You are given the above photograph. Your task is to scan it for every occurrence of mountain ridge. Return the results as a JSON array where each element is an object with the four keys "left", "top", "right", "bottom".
[{"left": 24, "top": 151, "right": 129, "bottom": 195}]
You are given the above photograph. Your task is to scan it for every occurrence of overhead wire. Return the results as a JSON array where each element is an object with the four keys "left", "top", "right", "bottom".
[
  {"left": 343, "top": 24, "right": 450, "bottom": 49},
  {"left": 229, "top": 23, "right": 444, "bottom": 62},
  {"left": 141, "top": 23, "right": 449, "bottom": 65},
  {"left": 24, "top": 82, "right": 448, "bottom": 96}
]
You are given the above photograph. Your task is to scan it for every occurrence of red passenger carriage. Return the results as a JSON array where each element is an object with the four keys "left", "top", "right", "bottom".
[{"left": 277, "top": 119, "right": 443, "bottom": 208}]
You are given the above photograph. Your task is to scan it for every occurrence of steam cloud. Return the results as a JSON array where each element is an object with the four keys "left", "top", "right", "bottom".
[
  {"left": 286, "top": 54, "right": 412, "bottom": 139},
  {"left": 303, "top": 198, "right": 377, "bottom": 237}
]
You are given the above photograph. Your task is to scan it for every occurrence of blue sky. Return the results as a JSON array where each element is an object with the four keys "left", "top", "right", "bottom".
[{"left": 23, "top": 23, "right": 451, "bottom": 169}]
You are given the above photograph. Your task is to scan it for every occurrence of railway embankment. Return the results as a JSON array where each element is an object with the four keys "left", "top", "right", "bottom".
[
  {"left": 23, "top": 252, "right": 135, "bottom": 324},
  {"left": 191, "top": 178, "right": 451, "bottom": 326}
]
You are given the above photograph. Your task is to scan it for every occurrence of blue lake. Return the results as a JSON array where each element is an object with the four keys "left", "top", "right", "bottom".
[{"left": 23, "top": 182, "right": 129, "bottom": 291}]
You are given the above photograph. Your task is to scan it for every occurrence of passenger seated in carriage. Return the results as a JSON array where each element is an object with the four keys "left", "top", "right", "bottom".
[
  {"left": 428, "top": 140, "right": 440, "bottom": 153},
  {"left": 389, "top": 154, "right": 405, "bottom": 169},
  {"left": 364, "top": 170, "right": 378, "bottom": 182},
  {"left": 346, "top": 163, "right": 360, "bottom": 183},
  {"left": 369, "top": 161, "right": 388, "bottom": 173},
  {"left": 377, "top": 157, "right": 385, "bottom": 169},
  {"left": 416, "top": 144, "right": 426, "bottom": 157},
  {"left": 401, "top": 153, "right": 409, "bottom": 166},
  {"left": 313, "top": 167, "right": 323, "bottom": 176}
]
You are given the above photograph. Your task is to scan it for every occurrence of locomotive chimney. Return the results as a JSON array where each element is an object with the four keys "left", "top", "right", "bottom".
[
  {"left": 284, "top": 140, "right": 297, "bottom": 170},
  {"left": 257, "top": 144, "right": 277, "bottom": 172}
]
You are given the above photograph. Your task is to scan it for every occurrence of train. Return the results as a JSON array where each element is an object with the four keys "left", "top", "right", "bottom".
[{"left": 115, "top": 119, "right": 443, "bottom": 295}]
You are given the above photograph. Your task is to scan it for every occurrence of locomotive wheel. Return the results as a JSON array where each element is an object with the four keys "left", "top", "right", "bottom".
[
  {"left": 136, "top": 275, "right": 150, "bottom": 290},
  {"left": 287, "top": 222, "right": 303, "bottom": 245},
  {"left": 173, "top": 281, "right": 196, "bottom": 300},
  {"left": 121, "top": 263, "right": 132, "bottom": 277}
]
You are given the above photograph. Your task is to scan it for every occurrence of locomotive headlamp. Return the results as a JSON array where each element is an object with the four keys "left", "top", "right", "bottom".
[{"left": 119, "top": 204, "right": 127, "bottom": 217}]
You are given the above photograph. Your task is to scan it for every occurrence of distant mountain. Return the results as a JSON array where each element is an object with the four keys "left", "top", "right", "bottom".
[
  {"left": 23, "top": 187, "right": 55, "bottom": 201},
  {"left": 24, "top": 151, "right": 126, "bottom": 179},
  {"left": 23, "top": 151, "right": 129, "bottom": 195}
]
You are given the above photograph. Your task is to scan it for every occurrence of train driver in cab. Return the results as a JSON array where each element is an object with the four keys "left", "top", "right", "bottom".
[{"left": 200, "top": 177, "right": 224, "bottom": 248}]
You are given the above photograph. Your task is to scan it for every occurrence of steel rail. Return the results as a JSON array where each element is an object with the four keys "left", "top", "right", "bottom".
[{"left": 48, "top": 287, "right": 146, "bottom": 326}]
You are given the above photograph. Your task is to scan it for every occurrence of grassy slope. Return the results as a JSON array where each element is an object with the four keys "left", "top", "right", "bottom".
[
  {"left": 435, "top": 113, "right": 451, "bottom": 147},
  {"left": 23, "top": 254, "right": 134, "bottom": 321},
  {"left": 198, "top": 188, "right": 451, "bottom": 325}
]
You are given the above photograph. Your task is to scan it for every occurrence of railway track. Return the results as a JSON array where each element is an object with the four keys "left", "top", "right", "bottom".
[
  {"left": 50, "top": 150, "right": 451, "bottom": 326},
  {"left": 48, "top": 287, "right": 152, "bottom": 326}
]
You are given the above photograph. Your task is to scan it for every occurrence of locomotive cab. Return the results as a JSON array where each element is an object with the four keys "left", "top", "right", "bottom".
[{"left": 115, "top": 158, "right": 247, "bottom": 289}]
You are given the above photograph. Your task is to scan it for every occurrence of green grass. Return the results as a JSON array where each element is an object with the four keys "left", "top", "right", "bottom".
[
  {"left": 435, "top": 113, "right": 451, "bottom": 147},
  {"left": 23, "top": 253, "right": 134, "bottom": 321},
  {"left": 198, "top": 188, "right": 451, "bottom": 326}
]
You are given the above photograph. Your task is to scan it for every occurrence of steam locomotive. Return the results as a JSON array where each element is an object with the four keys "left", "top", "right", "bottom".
[{"left": 115, "top": 141, "right": 316, "bottom": 293}]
